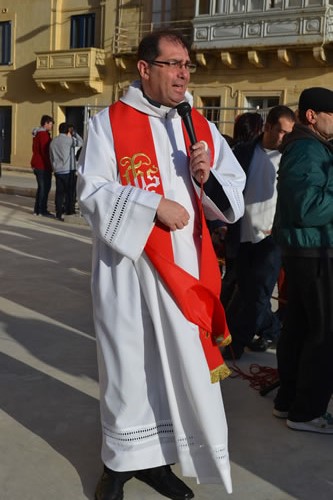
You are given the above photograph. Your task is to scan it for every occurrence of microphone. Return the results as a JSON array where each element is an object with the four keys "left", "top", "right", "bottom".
[
  {"left": 176, "top": 102, "right": 197, "bottom": 146},
  {"left": 176, "top": 102, "right": 207, "bottom": 187}
]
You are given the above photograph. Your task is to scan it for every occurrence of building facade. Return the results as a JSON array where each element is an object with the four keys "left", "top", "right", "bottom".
[
  {"left": 0, "top": 0, "right": 116, "bottom": 166},
  {"left": 1, "top": 0, "right": 333, "bottom": 166}
]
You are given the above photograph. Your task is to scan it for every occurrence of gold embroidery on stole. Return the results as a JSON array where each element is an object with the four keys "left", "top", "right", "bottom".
[{"left": 120, "top": 153, "right": 160, "bottom": 192}]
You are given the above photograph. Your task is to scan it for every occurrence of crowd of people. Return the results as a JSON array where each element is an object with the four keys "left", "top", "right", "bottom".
[
  {"left": 222, "top": 89, "right": 333, "bottom": 435},
  {"left": 222, "top": 91, "right": 333, "bottom": 437},
  {"left": 30, "top": 116, "right": 82, "bottom": 220},
  {"left": 223, "top": 105, "right": 296, "bottom": 359},
  {"left": 29, "top": 27, "right": 333, "bottom": 500}
]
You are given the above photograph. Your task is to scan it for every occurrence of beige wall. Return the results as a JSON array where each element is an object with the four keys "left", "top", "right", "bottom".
[
  {"left": 0, "top": 0, "right": 117, "bottom": 167},
  {"left": 189, "top": 50, "right": 333, "bottom": 136},
  {"left": 0, "top": 0, "right": 52, "bottom": 166},
  {"left": 2, "top": 0, "right": 333, "bottom": 167}
]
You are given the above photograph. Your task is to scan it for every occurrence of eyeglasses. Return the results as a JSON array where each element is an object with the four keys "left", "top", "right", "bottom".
[{"left": 147, "top": 59, "right": 197, "bottom": 73}]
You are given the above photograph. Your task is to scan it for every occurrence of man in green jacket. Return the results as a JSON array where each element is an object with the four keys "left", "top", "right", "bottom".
[{"left": 273, "top": 87, "right": 333, "bottom": 433}]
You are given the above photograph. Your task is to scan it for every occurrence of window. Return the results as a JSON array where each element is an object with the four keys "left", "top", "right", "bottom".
[
  {"left": 201, "top": 97, "right": 221, "bottom": 127},
  {"left": 286, "top": 0, "right": 302, "bottom": 7},
  {"left": 0, "top": 21, "right": 11, "bottom": 65},
  {"left": 70, "top": 14, "right": 95, "bottom": 49},
  {"left": 244, "top": 96, "right": 280, "bottom": 123},
  {"left": 230, "top": 0, "right": 246, "bottom": 12},
  {"left": 267, "top": 0, "right": 282, "bottom": 7},
  {"left": 249, "top": 0, "right": 264, "bottom": 10},
  {"left": 151, "top": 0, "right": 188, "bottom": 25},
  {"left": 197, "top": 0, "right": 210, "bottom": 15},
  {"left": 245, "top": 96, "right": 280, "bottom": 109},
  {"left": 152, "top": 0, "right": 172, "bottom": 25}
]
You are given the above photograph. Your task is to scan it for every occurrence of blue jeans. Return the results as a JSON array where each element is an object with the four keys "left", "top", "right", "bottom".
[
  {"left": 54, "top": 173, "right": 70, "bottom": 218},
  {"left": 226, "top": 236, "right": 281, "bottom": 351},
  {"left": 33, "top": 169, "right": 52, "bottom": 214}
]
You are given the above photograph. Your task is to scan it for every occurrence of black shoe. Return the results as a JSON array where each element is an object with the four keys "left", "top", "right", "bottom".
[
  {"left": 223, "top": 345, "right": 244, "bottom": 361},
  {"left": 247, "top": 337, "right": 269, "bottom": 352},
  {"left": 40, "top": 211, "right": 55, "bottom": 218},
  {"left": 56, "top": 216, "right": 64, "bottom": 221},
  {"left": 135, "top": 465, "right": 194, "bottom": 500},
  {"left": 95, "top": 467, "right": 136, "bottom": 500}
]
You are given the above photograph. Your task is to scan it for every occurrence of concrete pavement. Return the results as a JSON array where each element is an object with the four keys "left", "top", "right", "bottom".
[
  {"left": 0, "top": 166, "right": 86, "bottom": 225},
  {"left": 0, "top": 167, "right": 333, "bottom": 500},
  {"left": 0, "top": 166, "right": 40, "bottom": 197}
]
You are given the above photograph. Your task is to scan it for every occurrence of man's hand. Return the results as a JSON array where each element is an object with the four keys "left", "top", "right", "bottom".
[
  {"left": 156, "top": 198, "right": 190, "bottom": 231},
  {"left": 189, "top": 140, "right": 211, "bottom": 184}
]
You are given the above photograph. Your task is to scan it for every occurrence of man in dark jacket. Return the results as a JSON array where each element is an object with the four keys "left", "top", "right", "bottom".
[
  {"left": 31, "top": 114, "right": 54, "bottom": 217},
  {"left": 224, "top": 106, "right": 295, "bottom": 360},
  {"left": 272, "top": 87, "right": 333, "bottom": 433}
]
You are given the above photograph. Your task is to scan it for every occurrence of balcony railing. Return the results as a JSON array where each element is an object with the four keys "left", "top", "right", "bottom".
[
  {"left": 195, "top": 0, "right": 331, "bottom": 16},
  {"left": 33, "top": 47, "right": 106, "bottom": 93},
  {"left": 113, "top": 20, "right": 193, "bottom": 55},
  {"left": 193, "top": 3, "right": 333, "bottom": 50}
]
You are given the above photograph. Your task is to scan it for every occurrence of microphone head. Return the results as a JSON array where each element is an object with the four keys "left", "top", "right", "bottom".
[{"left": 176, "top": 102, "right": 192, "bottom": 118}]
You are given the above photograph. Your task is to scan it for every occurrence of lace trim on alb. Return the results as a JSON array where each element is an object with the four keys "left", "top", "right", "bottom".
[
  {"left": 102, "top": 421, "right": 228, "bottom": 461},
  {"left": 104, "top": 185, "right": 133, "bottom": 244},
  {"left": 177, "top": 435, "right": 228, "bottom": 462},
  {"left": 103, "top": 421, "right": 174, "bottom": 448}
]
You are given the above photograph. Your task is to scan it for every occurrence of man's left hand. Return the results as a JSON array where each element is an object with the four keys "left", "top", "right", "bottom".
[{"left": 189, "top": 141, "right": 210, "bottom": 184}]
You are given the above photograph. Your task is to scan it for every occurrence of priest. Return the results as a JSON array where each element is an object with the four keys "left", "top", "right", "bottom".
[{"left": 78, "top": 29, "right": 245, "bottom": 500}]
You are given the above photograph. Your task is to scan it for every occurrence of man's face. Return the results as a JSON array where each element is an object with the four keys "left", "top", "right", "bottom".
[
  {"left": 137, "top": 38, "right": 191, "bottom": 107},
  {"left": 263, "top": 117, "right": 294, "bottom": 150},
  {"left": 312, "top": 111, "right": 333, "bottom": 139},
  {"left": 44, "top": 121, "right": 53, "bottom": 131}
]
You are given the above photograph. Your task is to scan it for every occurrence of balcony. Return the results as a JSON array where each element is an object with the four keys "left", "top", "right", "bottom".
[
  {"left": 192, "top": 1, "right": 333, "bottom": 67},
  {"left": 112, "top": 21, "right": 193, "bottom": 69},
  {"left": 33, "top": 48, "right": 106, "bottom": 94}
]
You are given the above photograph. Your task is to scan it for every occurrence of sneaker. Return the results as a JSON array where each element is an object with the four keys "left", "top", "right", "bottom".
[
  {"left": 266, "top": 338, "right": 278, "bottom": 350},
  {"left": 287, "top": 412, "right": 333, "bottom": 434},
  {"left": 273, "top": 408, "right": 289, "bottom": 419}
]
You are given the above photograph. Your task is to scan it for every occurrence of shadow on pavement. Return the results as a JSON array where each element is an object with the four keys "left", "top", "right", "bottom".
[{"left": 0, "top": 351, "right": 101, "bottom": 499}]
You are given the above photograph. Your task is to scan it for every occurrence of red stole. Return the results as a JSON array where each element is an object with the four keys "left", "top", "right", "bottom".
[{"left": 109, "top": 100, "right": 231, "bottom": 382}]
